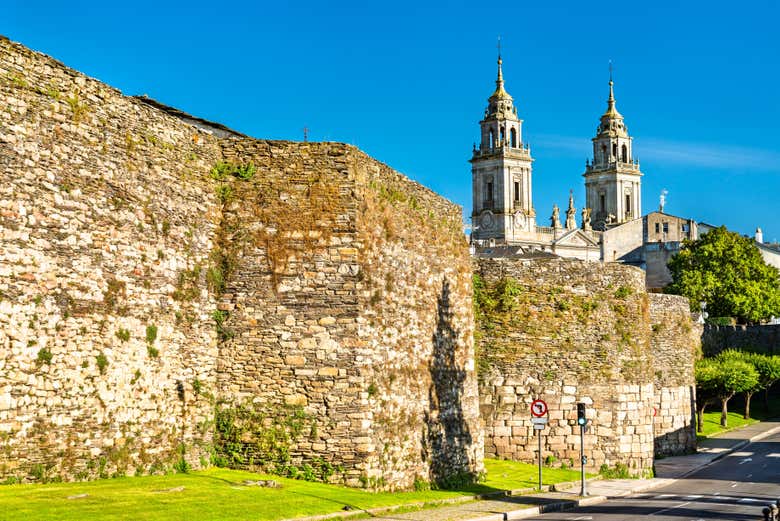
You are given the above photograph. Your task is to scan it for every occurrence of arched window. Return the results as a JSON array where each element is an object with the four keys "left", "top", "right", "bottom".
[
  {"left": 489, "top": 129, "right": 495, "bottom": 149},
  {"left": 612, "top": 143, "right": 618, "bottom": 159},
  {"left": 601, "top": 144, "right": 607, "bottom": 163},
  {"left": 621, "top": 144, "right": 628, "bottom": 162},
  {"left": 510, "top": 128, "right": 517, "bottom": 148},
  {"left": 500, "top": 127, "right": 506, "bottom": 146}
]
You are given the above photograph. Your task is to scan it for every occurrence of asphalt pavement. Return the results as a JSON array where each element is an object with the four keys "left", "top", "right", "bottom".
[
  {"left": 310, "top": 420, "right": 780, "bottom": 521},
  {"left": 526, "top": 426, "right": 780, "bottom": 520}
]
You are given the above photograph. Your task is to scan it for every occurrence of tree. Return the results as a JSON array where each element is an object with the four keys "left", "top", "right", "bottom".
[
  {"left": 666, "top": 226, "right": 780, "bottom": 324},
  {"left": 745, "top": 352, "right": 780, "bottom": 413},
  {"left": 712, "top": 354, "right": 759, "bottom": 427},
  {"left": 718, "top": 350, "right": 764, "bottom": 419},
  {"left": 694, "top": 358, "right": 719, "bottom": 433}
]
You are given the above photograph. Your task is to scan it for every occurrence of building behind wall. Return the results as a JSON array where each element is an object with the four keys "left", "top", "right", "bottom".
[
  {"left": 468, "top": 55, "right": 711, "bottom": 291},
  {"left": 469, "top": 53, "right": 601, "bottom": 261}
]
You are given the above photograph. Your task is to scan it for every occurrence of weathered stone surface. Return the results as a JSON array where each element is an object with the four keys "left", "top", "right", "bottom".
[
  {"left": 0, "top": 35, "right": 482, "bottom": 489},
  {"left": 649, "top": 293, "right": 700, "bottom": 457},
  {"left": 475, "top": 258, "right": 697, "bottom": 474},
  {"left": 702, "top": 323, "right": 780, "bottom": 357}
]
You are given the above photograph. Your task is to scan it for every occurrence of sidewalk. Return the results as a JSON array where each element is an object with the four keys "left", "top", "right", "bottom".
[{"left": 309, "top": 420, "right": 780, "bottom": 521}]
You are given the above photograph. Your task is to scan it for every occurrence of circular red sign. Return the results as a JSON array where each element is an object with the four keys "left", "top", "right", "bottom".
[{"left": 531, "top": 399, "right": 548, "bottom": 417}]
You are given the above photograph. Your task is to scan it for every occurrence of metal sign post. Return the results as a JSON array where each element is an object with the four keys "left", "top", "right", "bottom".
[
  {"left": 538, "top": 427, "right": 543, "bottom": 490},
  {"left": 531, "top": 399, "right": 548, "bottom": 491}
]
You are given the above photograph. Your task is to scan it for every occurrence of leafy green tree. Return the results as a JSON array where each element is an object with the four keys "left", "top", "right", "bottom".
[
  {"left": 717, "top": 350, "right": 764, "bottom": 419},
  {"left": 711, "top": 353, "right": 759, "bottom": 427},
  {"left": 666, "top": 226, "right": 780, "bottom": 323},
  {"left": 745, "top": 352, "right": 780, "bottom": 413},
  {"left": 694, "top": 358, "right": 720, "bottom": 432}
]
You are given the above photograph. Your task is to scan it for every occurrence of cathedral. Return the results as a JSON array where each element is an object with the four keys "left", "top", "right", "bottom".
[{"left": 470, "top": 52, "right": 697, "bottom": 287}]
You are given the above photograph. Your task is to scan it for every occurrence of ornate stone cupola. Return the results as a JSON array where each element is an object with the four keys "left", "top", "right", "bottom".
[
  {"left": 583, "top": 71, "right": 643, "bottom": 230},
  {"left": 470, "top": 49, "right": 535, "bottom": 244}
]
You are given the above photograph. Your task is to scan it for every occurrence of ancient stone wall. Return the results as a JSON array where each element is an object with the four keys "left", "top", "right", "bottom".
[
  {"left": 474, "top": 259, "right": 700, "bottom": 471},
  {"left": 0, "top": 35, "right": 482, "bottom": 489},
  {"left": 702, "top": 324, "right": 780, "bottom": 357},
  {"left": 212, "top": 140, "right": 481, "bottom": 489},
  {"left": 353, "top": 157, "right": 483, "bottom": 488},
  {"left": 475, "top": 257, "right": 656, "bottom": 474},
  {"left": 0, "top": 35, "right": 223, "bottom": 481},
  {"left": 648, "top": 293, "right": 700, "bottom": 456}
]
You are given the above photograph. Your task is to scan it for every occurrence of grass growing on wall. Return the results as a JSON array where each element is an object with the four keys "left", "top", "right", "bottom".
[{"left": 0, "top": 461, "right": 585, "bottom": 521}]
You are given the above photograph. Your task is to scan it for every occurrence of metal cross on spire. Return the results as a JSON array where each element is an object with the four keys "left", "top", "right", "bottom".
[{"left": 497, "top": 35, "right": 502, "bottom": 60}]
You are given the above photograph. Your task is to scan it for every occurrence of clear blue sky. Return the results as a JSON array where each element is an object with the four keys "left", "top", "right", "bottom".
[{"left": 5, "top": 1, "right": 780, "bottom": 241}]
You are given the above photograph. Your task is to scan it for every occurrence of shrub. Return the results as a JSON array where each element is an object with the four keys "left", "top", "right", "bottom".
[
  {"left": 36, "top": 347, "right": 53, "bottom": 365},
  {"left": 96, "top": 352, "right": 109, "bottom": 374},
  {"left": 115, "top": 328, "right": 130, "bottom": 342},
  {"left": 599, "top": 462, "right": 631, "bottom": 479},
  {"left": 145, "top": 325, "right": 158, "bottom": 344}
]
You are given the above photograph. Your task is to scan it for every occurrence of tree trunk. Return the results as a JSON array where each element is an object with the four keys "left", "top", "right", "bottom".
[
  {"left": 744, "top": 392, "right": 753, "bottom": 419},
  {"left": 697, "top": 402, "right": 706, "bottom": 433},
  {"left": 720, "top": 394, "right": 734, "bottom": 427}
]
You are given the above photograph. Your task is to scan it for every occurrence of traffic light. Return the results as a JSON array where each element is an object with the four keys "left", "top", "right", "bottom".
[{"left": 577, "top": 403, "right": 587, "bottom": 426}]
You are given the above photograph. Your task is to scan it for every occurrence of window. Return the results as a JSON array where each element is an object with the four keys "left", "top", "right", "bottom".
[
  {"left": 601, "top": 144, "right": 607, "bottom": 163},
  {"left": 600, "top": 193, "right": 605, "bottom": 212},
  {"left": 682, "top": 223, "right": 690, "bottom": 233},
  {"left": 612, "top": 143, "right": 618, "bottom": 158},
  {"left": 655, "top": 222, "right": 660, "bottom": 234},
  {"left": 625, "top": 194, "right": 631, "bottom": 216},
  {"left": 489, "top": 129, "right": 495, "bottom": 148},
  {"left": 621, "top": 144, "right": 628, "bottom": 162},
  {"left": 500, "top": 127, "right": 505, "bottom": 146},
  {"left": 486, "top": 182, "right": 493, "bottom": 204},
  {"left": 663, "top": 222, "right": 669, "bottom": 234},
  {"left": 514, "top": 181, "right": 520, "bottom": 202},
  {"left": 510, "top": 128, "right": 517, "bottom": 148}
]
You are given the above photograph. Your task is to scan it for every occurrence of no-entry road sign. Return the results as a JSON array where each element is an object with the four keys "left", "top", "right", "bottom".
[{"left": 530, "top": 399, "right": 548, "bottom": 417}]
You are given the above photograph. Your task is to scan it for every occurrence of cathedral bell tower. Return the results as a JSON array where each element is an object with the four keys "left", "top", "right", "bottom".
[
  {"left": 470, "top": 50, "right": 535, "bottom": 244},
  {"left": 583, "top": 72, "right": 642, "bottom": 230}
]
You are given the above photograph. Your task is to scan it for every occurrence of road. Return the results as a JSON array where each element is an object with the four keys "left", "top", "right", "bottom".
[{"left": 528, "top": 430, "right": 780, "bottom": 520}]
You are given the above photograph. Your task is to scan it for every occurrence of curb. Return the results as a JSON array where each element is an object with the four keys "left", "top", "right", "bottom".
[
  {"left": 291, "top": 423, "right": 780, "bottom": 521},
  {"left": 465, "top": 495, "right": 608, "bottom": 521}
]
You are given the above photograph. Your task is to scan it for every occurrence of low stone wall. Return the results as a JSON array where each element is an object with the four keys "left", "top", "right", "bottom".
[{"left": 702, "top": 324, "right": 780, "bottom": 357}]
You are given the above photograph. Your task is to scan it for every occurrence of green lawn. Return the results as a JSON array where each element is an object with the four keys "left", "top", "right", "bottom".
[
  {"left": 697, "top": 393, "right": 780, "bottom": 441},
  {"left": 0, "top": 459, "right": 584, "bottom": 521}
]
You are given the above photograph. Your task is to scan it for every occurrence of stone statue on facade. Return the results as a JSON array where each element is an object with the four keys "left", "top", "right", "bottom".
[
  {"left": 581, "top": 207, "right": 592, "bottom": 231},
  {"left": 565, "top": 190, "right": 577, "bottom": 230},
  {"left": 550, "top": 204, "right": 561, "bottom": 229}
]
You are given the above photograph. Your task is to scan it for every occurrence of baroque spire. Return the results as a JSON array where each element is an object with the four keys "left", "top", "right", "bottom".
[
  {"left": 603, "top": 63, "right": 622, "bottom": 119},
  {"left": 490, "top": 37, "right": 512, "bottom": 101}
]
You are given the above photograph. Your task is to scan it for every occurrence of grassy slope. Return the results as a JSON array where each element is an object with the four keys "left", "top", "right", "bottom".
[{"left": 0, "top": 460, "right": 585, "bottom": 521}]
